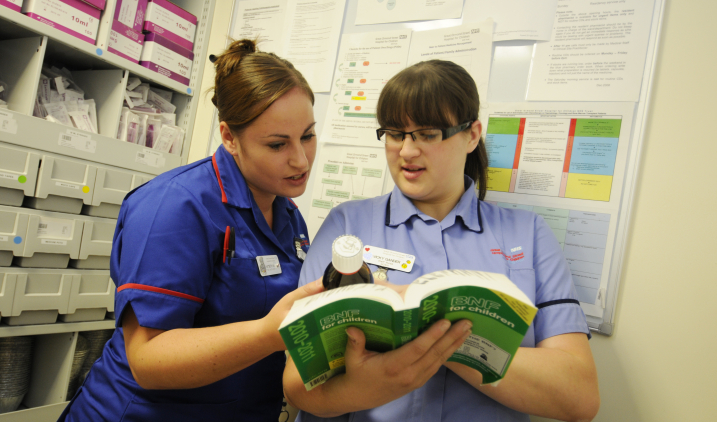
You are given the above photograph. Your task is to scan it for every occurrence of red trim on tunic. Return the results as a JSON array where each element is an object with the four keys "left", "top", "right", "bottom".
[
  {"left": 212, "top": 152, "right": 228, "bottom": 204},
  {"left": 117, "top": 283, "right": 205, "bottom": 304}
]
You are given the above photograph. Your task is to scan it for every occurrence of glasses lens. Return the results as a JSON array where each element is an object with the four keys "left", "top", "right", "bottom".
[
  {"left": 380, "top": 130, "right": 405, "bottom": 144},
  {"left": 414, "top": 129, "right": 442, "bottom": 144}
]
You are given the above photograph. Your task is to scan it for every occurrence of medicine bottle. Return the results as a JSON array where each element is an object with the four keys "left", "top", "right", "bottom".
[{"left": 322, "top": 234, "right": 374, "bottom": 290}]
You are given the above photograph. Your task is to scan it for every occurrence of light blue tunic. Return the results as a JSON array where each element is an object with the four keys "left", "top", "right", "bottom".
[{"left": 296, "top": 177, "right": 589, "bottom": 422}]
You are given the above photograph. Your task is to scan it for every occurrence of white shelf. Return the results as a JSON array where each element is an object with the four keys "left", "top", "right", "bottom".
[
  {"left": 0, "top": 402, "right": 67, "bottom": 422},
  {"left": 0, "top": 109, "right": 180, "bottom": 175},
  {"left": 0, "top": 7, "right": 193, "bottom": 96},
  {"left": 0, "top": 319, "right": 114, "bottom": 338}
]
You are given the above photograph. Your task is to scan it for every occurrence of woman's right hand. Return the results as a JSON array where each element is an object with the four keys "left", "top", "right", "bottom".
[
  {"left": 284, "top": 318, "right": 473, "bottom": 417},
  {"left": 261, "top": 278, "right": 325, "bottom": 352}
]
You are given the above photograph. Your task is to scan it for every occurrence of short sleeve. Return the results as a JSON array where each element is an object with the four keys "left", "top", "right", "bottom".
[
  {"left": 111, "top": 181, "right": 216, "bottom": 330},
  {"left": 532, "top": 215, "right": 591, "bottom": 343},
  {"left": 298, "top": 208, "right": 346, "bottom": 287}
]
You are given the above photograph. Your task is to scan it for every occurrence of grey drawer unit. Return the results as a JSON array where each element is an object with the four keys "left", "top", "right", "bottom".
[
  {"left": 0, "top": 144, "right": 40, "bottom": 206},
  {"left": 0, "top": 207, "right": 29, "bottom": 266},
  {"left": 25, "top": 155, "right": 97, "bottom": 214}
]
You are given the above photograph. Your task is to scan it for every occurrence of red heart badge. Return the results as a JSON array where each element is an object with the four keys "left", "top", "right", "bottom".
[{"left": 365, "top": 247, "right": 370, "bottom": 251}]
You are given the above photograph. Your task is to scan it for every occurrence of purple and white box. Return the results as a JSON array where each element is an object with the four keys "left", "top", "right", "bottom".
[
  {"left": 80, "top": 0, "right": 105, "bottom": 10},
  {"left": 22, "top": 0, "right": 101, "bottom": 44},
  {"left": 114, "top": 0, "right": 148, "bottom": 33},
  {"left": 143, "top": 0, "right": 196, "bottom": 52},
  {"left": 140, "top": 32, "right": 193, "bottom": 86},
  {"left": 0, "top": 0, "right": 23, "bottom": 12},
  {"left": 109, "top": 20, "right": 145, "bottom": 63}
]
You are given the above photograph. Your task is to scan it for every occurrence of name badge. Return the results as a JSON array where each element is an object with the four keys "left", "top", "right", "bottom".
[
  {"left": 256, "top": 255, "right": 282, "bottom": 276},
  {"left": 363, "top": 245, "right": 415, "bottom": 273}
]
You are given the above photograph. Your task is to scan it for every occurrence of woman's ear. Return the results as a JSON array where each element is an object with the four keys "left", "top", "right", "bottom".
[
  {"left": 466, "top": 120, "right": 482, "bottom": 153},
  {"left": 219, "top": 122, "right": 238, "bottom": 155}
]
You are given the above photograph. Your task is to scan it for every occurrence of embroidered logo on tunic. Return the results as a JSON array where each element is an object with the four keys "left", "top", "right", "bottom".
[{"left": 491, "top": 248, "right": 524, "bottom": 262}]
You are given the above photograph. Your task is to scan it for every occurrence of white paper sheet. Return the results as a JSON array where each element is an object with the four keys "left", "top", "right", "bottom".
[
  {"left": 231, "top": 0, "right": 287, "bottom": 54},
  {"left": 355, "top": 0, "right": 463, "bottom": 25},
  {"left": 307, "top": 144, "right": 388, "bottom": 239},
  {"left": 482, "top": 102, "right": 635, "bottom": 317},
  {"left": 230, "top": 0, "right": 346, "bottom": 93},
  {"left": 406, "top": 19, "right": 494, "bottom": 110},
  {"left": 320, "top": 29, "right": 413, "bottom": 146},
  {"left": 526, "top": 0, "right": 656, "bottom": 101},
  {"left": 463, "top": 0, "right": 558, "bottom": 42},
  {"left": 283, "top": 0, "right": 347, "bottom": 93}
]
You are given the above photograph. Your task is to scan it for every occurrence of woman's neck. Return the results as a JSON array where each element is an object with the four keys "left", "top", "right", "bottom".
[
  {"left": 248, "top": 186, "right": 276, "bottom": 230},
  {"left": 411, "top": 185, "right": 466, "bottom": 222}
]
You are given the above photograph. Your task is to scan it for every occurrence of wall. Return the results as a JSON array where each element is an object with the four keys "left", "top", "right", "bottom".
[
  {"left": 534, "top": 0, "right": 717, "bottom": 421},
  {"left": 190, "top": 1, "right": 717, "bottom": 421}
]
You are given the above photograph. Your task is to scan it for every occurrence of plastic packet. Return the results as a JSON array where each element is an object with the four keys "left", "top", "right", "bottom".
[
  {"left": 63, "top": 89, "right": 84, "bottom": 102},
  {"left": 134, "top": 83, "right": 150, "bottom": 103},
  {"left": 127, "top": 91, "right": 143, "bottom": 99},
  {"left": 117, "top": 107, "right": 130, "bottom": 141},
  {"left": 82, "top": 99, "right": 99, "bottom": 134},
  {"left": 33, "top": 98, "right": 46, "bottom": 117},
  {"left": 126, "top": 112, "right": 141, "bottom": 144},
  {"left": 127, "top": 77, "right": 142, "bottom": 91},
  {"left": 68, "top": 110, "right": 94, "bottom": 132},
  {"left": 153, "top": 125, "right": 184, "bottom": 153},
  {"left": 160, "top": 113, "right": 176, "bottom": 126},
  {"left": 169, "top": 127, "right": 186, "bottom": 155},
  {"left": 64, "top": 100, "right": 79, "bottom": 113},
  {"left": 124, "top": 90, "right": 137, "bottom": 108},
  {"left": 149, "top": 87, "right": 173, "bottom": 102},
  {"left": 136, "top": 114, "right": 149, "bottom": 146},
  {"left": 44, "top": 102, "right": 73, "bottom": 127},
  {"left": 50, "top": 90, "right": 63, "bottom": 103},
  {"left": 145, "top": 117, "right": 162, "bottom": 148},
  {"left": 147, "top": 89, "right": 176, "bottom": 114},
  {"left": 38, "top": 76, "right": 52, "bottom": 104}
]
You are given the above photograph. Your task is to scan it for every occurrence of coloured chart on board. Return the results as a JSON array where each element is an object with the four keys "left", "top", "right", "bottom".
[
  {"left": 307, "top": 144, "right": 388, "bottom": 239},
  {"left": 482, "top": 102, "right": 634, "bottom": 318}
]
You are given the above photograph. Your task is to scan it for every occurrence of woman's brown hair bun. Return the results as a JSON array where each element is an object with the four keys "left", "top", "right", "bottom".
[{"left": 208, "top": 38, "right": 313, "bottom": 136}]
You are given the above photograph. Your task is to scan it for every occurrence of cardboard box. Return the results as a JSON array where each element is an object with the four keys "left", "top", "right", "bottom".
[
  {"left": 143, "top": 0, "right": 196, "bottom": 52},
  {"left": 108, "top": 19, "right": 145, "bottom": 63},
  {"left": 22, "top": 0, "right": 101, "bottom": 44},
  {"left": 80, "top": 0, "right": 105, "bottom": 10},
  {"left": 114, "top": 0, "right": 148, "bottom": 33},
  {"left": 140, "top": 32, "right": 193, "bottom": 85},
  {"left": 0, "top": 0, "right": 23, "bottom": 12}
]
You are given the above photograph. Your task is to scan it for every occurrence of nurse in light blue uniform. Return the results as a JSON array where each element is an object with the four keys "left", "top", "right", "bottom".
[
  {"left": 284, "top": 60, "right": 600, "bottom": 422},
  {"left": 60, "top": 39, "right": 324, "bottom": 422}
]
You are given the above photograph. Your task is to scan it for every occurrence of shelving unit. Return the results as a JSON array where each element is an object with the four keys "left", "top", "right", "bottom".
[{"left": 0, "top": 1, "right": 215, "bottom": 419}]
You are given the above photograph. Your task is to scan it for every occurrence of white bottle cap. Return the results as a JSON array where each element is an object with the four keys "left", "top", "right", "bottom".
[{"left": 331, "top": 235, "right": 364, "bottom": 274}]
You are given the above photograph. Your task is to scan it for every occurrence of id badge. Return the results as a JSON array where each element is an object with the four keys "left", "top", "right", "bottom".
[
  {"left": 256, "top": 255, "right": 282, "bottom": 276},
  {"left": 362, "top": 246, "right": 415, "bottom": 273}
]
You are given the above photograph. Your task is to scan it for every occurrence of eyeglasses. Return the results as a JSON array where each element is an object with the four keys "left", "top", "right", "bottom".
[{"left": 376, "top": 121, "right": 474, "bottom": 146}]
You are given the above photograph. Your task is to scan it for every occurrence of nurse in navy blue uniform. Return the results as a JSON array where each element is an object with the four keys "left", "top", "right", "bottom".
[
  {"left": 59, "top": 39, "right": 325, "bottom": 422},
  {"left": 284, "top": 60, "right": 601, "bottom": 422}
]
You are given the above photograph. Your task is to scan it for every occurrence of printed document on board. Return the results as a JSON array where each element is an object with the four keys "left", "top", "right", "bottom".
[
  {"left": 481, "top": 102, "right": 635, "bottom": 318},
  {"left": 307, "top": 144, "right": 388, "bottom": 239},
  {"left": 463, "top": 0, "right": 558, "bottom": 42},
  {"left": 230, "top": 0, "right": 346, "bottom": 93},
  {"left": 355, "top": 0, "right": 463, "bottom": 25},
  {"left": 406, "top": 19, "right": 494, "bottom": 112},
  {"left": 526, "top": 0, "right": 656, "bottom": 101},
  {"left": 320, "top": 29, "right": 413, "bottom": 147}
]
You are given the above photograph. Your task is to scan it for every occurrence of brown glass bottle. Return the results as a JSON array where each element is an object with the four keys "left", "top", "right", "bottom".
[{"left": 322, "top": 235, "right": 374, "bottom": 290}]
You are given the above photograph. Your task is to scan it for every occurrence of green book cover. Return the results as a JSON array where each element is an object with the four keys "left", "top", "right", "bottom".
[{"left": 280, "top": 270, "right": 537, "bottom": 390}]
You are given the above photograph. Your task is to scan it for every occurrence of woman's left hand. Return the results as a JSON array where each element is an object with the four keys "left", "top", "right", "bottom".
[{"left": 261, "top": 278, "right": 325, "bottom": 352}]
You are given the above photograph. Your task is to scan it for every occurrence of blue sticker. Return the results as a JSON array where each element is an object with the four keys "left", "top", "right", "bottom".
[
  {"left": 186, "top": 87, "right": 192, "bottom": 94},
  {"left": 13, "top": 236, "right": 22, "bottom": 244},
  {"left": 96, "top": 48, "right": 103, "bottom": 56}
]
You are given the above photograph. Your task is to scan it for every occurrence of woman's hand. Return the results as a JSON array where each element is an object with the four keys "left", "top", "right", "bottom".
[
  {"left": 261, "top": 278, "right": 324, "bottom": 352},
  {"left": 284, "top": 318, "right": 473, "bottom": 417}
]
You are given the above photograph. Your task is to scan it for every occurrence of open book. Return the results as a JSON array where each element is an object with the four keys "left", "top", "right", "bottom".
[{"left": 280, "top": 269, "right": 537, "bottom": 390}]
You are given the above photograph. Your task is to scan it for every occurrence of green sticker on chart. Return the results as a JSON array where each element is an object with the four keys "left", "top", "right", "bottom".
[
  {"left": 18, "top": 175, "right": 27, "bottom": 184},
  {"left": 342, "top": 166, "right": 358, "bottom": 175},
  {"left": 352, "top": 195, "right": 369, "bottom": 200},
  {"left": 361, "top": 168, "right": 383, "bottom": 178},
  {"left": 323, "top": 164, "right": 339, "bottom": 174},
  {"left": 326, "top": 190, "right": 350, "bottom": 199},
  {"left": 312, "top": 199, "right": 333, "bottom": 209},
  {"left": 322, "top": 178, "right": 343, "bottom": 186}
]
